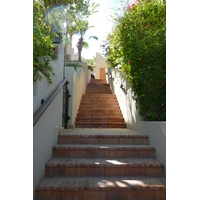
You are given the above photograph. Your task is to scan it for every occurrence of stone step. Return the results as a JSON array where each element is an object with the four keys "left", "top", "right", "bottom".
[
  {"left": 35, "top": 176, "right": 166, "bottom": 200},
  {"left": 75, "top": 118, "right": 124, "bottom": 123},
  {"left": 58, "top": 133, "right": 149, "bottom": 145},
  {"left": 58, "top": 132, "right": 149, "bottom": 145},
  {"left": 45, "top": 158, "right": 164, "bottom": 177},
  {"left": 75, "top": 122, "right": 126, "bottom": 128},
  {"left": 53, "top": 144, "right": 155, "bottom": 158},
  {"left": 77, "top": 109, "right": 121, "bottom": 115}
]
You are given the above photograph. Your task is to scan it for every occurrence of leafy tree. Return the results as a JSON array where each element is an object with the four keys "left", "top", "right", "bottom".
[
  {"left": 85, "top": 56, "right": 96, "bottom": 71},
  {"left": 104, "top": 0, "right": 166, "bottom": 121},
  {"left": 33, "top": 0, "right": 55, "bottom": 84},
  {"left": 33, "top": 0, "right": 99, "bottom": 83},
  {"left": 75, "top": 19, "right": 98, "bottom": 61}
]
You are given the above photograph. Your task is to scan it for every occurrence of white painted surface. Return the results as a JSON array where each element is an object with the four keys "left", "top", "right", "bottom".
[
  {"left": 71, "top": 48, "right": 75, "bottom": 61},
  {"left": 107, "top": 67, "right": 166, "bottom": 173},
  {"left": 33, "top": 89, "right": 63, "bottom": 199},
  {"left": 33, "top": 43, "right": 65, "bottom": 199},
  {"left": 95, "top": 52, "right": 107, "bottom": 79},
  {"left": 33, "top": 43, "right": 64, "bottom": 114},
  {"left": 65, "top": 62, "right": 90, "bottom": 127}
]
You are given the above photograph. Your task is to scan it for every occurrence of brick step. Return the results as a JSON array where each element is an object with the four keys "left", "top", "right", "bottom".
[
  {"left": 90, "top": 79, "right": 107, "bottom": 82},
  {"left": 86, "top": 86, "right": 111, "bottom": 89},
  {"left": 81, "top": 97, "right": 118, "bottom": 100},
  {"left": 82, "top": 93, "right": 116, "bottom": 98},
  {"left": 80, "top": 102, "right": 119, "bottom": 107},
  {"left": 75, "top": 122, "right": 126, "bottom": 128},
  {"left": 80, "top": 99, "right": 118, "bottom": 105},
  {"left": 53, "top": 144, "right": 155, "bottom": 158},
  {"left": 76, "top": 113, "right": 124, "bottom": 118},
  {"left": 77, "top": 109, "right": 121, "bottom": 115},
  {"left": 35, "top": 176, "right": 166, "bottom": 200},
  {"left": 82, "top": 94, "right": 117, "bottom": 99},
  {"left": 45, "top": 158, "right": 164, "bottom": 177},
  {"left": 86, "top": 86, "right": 110, "bottom": 89},
  {"left": 58, "top": 133, "right": 149, "bottom": 145},
  {"left": 86, "top": 88, "right": 110, "bottom": 90},
  {"left": 78, "top": 106, "right": 121, "bottom": 111},
  {"left": 75, "top": 118, "right": 124, "bottom": 123},
  {"left": 86, "top": 91, "right": 112, "bottom": 94},
  {"left": 89, "top": 80, "right": 107, "bottom": 84}
]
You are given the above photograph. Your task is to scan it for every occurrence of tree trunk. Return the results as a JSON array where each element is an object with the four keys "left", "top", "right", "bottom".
[
  {"left": 78, "top": 51, "right": 81, "bottom": 61},
  {"left": 77, "top": 37, "right": 83, "bottom": 61}
]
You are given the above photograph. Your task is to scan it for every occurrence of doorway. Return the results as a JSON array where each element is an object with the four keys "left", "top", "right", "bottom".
[{"left": 100, "top": 68, "right": 106, "bottom": 80}]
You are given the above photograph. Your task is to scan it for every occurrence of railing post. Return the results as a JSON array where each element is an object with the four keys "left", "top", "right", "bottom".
[{"left": 65, "top": 82, "right": 71, "bottom": 129}]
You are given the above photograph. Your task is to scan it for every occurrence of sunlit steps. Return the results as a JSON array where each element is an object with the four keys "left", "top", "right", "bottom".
[
  {"left": 35, "top": 176, "right": 166, "bottom": 200},
  {"left": 58, "top": 133, "right": 149, "bottom": 145},
  {"left": 75, "top": 122, "right": 126, "bottom": 128},
  {"left": 52, "top": 144, "right": 155, "bottom": 158},
  {"left": 35, "top": 129, "right": 166, "bottom": 200},
  {"left": 45, "top": 158, "right": 164, "bottom": 177},
  {"left": 75, "top": 118, "right": 124, "bottom": 123}
]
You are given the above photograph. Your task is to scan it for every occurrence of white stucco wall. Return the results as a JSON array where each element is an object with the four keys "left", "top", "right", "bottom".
[
  {"left": 33, "top": 43, "right": 64, "bottom": 114},
  {"left": 33, "top": 89, "right": 63, "bottom": 200},
  {"left": 95, "top": 53, "right": 106, "bottom": 79},
  {"left": 71, "top": 48, "right": 75, "bottom": 61},
  {"left": 66, "top": 45, "right": 75, "bottom": 61},
  {"left": 33, "top": 43, "right": 65, "bottom": 199},
  {"left": 107, "top": 67, "right": 166, "bottom": 174},
  {"left": 65, "top": 62, "right": 90, "bottom": 127}
]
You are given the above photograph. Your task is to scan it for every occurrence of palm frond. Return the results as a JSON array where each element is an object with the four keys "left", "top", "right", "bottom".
[{"left": 89, "top": 36, "right": 98, "bottom": 40}]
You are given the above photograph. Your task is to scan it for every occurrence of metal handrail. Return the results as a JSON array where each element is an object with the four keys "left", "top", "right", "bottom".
[
  {"left": 33, "top": 78, "right": 69, "bottom": 126},
  {"left": 106, "top": 70, "right": 113, "bottom": 78}
]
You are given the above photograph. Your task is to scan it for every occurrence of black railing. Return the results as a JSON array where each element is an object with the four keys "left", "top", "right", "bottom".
[
  {"left": 33, "top": 78, "right": 70, "bottom": 127},
  {"left": 106, "top": 70, "right": 113, "bottom": 79},
  {"left": 63, "top": 82, "right": 71, "bottom": 128}
]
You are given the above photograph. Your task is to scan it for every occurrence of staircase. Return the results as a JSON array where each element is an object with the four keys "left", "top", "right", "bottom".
[
  {"left": 35, "top": 79, "right": 166, "bottom": 200},
  {"left": 75, "top": 79, "right": 126, "bottom": 128}
]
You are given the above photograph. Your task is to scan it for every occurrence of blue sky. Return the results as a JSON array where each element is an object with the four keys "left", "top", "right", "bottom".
[{"left": 71, "top": 0, "right": 126, "bottom": 59}]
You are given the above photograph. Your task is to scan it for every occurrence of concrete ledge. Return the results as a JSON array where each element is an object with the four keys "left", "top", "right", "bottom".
[{"left": 106, "top": 67, "right": 166, "bottom": 175}]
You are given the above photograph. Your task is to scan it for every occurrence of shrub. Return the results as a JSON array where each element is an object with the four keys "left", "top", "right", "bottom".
[{"left": 105, "top": 0, "right": 166, "bottom": 121}]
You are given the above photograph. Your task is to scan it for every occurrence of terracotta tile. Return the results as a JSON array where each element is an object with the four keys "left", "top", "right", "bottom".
[
  {"left": 58, "top": 191, "right": 83, "bottom": 200},
  {"left": 83, "top": 191, "right": 106, "bottom": 200},
  {"left": 145, "top": 167, "right": 164, "bottom": 176},
  {"left": 106, "top": 191, "right": 130, "bottom": 200}
]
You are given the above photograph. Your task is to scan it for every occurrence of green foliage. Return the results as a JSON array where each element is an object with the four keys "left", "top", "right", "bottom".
[
  {"left": 105, "top": 0, "right": 166, "bottom": 121},
  {"left": 33, "top": 0, "right": 55, "bottom": 84},
  {"left": 66, "top": 0, "right": 99, "bottom": 44},
  {"left": 33, "top": 0, "right": 99, "bottom": 83},
  {"left": 85, "top": 56, "right": 96, "bottom": 71},
  {"left": 66, "top": 61, "right": 82, "bottom": 71}
]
